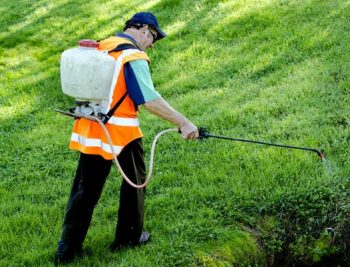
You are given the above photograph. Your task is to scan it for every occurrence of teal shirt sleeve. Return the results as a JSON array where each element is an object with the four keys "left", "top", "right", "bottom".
[{"left": 128, "top": 60, "right": 161, "bottom": 103}]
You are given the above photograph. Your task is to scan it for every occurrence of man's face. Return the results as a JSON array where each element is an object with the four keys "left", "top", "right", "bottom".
[{"left": 137, "top": 25, "right": 157, "bottom": 51}]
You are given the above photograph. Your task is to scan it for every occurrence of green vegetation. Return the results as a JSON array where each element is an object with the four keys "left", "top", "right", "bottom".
[{"left": 0, "top": 0, "right": 349, "bottom": 266}]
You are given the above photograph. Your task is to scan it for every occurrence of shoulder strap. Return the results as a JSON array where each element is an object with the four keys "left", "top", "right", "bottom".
[
  {"left": 102, "top": 92, "right": 128, "bottom": 124},
  {"left": 108, "top": 43, "right": 139, "bottom": 53}
]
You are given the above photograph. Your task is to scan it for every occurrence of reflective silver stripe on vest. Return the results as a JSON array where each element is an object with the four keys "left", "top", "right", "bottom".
[
  {"left": 108, "top": 116, "right": 139, "bottom": 127},
  {"left": 107, "top": 49, "right": 143, "bottom": 110},
  {"left": 71, "top": 133, "right": 123, "bottom": 155}
]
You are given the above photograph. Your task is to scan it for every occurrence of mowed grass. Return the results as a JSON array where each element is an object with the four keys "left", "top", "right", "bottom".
[{"left": 0, "top": 0, "right": 349, "bottom": 266}]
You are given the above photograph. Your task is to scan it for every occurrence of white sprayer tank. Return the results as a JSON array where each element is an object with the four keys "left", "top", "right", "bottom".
[{"left": 60, "top": 39, "right": 115, "bottom": 102}]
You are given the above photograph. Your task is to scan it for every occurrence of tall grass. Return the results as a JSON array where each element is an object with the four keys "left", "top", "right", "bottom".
[{"left": 0, "top": 0, "right": 349, "bottom": 266}]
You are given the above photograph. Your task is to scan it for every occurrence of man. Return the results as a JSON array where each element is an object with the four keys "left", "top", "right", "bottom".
[{"left": 55, "top": 12, "right": 198, "bottom": 264}]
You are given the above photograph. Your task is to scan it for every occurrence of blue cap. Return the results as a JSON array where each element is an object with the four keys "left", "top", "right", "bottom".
[{"left": 126, "top": 12, "right": 167, "bottom": 41}]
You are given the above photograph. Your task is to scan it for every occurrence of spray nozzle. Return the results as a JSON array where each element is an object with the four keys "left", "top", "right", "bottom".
[{"left": 318, "top": 150, "right": 326, "bottom": 161}]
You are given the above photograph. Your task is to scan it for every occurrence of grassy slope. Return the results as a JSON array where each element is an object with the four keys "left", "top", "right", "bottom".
[{"left": 0, "top": 0, "right": 349, "bottom": 266}]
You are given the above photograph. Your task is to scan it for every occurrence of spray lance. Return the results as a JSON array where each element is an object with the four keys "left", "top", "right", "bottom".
[{"left": 197, "top": 127, "right": 325, "bottom": 161}]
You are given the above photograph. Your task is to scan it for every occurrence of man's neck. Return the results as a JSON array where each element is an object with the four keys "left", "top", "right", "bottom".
[
  {"left": 124, "top": 30, "right": 138, "bottom": 42},
  {"left": 118, "top": 31, "right": 141, "bottom": 50}
]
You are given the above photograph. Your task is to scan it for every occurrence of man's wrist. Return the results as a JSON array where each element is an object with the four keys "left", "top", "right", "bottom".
[{"left": 177, "top": 116, "right": 188, "bottom": 129}]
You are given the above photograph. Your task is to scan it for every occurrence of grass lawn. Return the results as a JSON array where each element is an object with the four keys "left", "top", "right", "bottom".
[{"left": 0, "top": 0, "right": 349, "bottom": 266}]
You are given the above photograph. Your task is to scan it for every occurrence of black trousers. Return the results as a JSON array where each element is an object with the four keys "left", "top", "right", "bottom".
[{"left": 60, "top": 138, "right": 146, "bottom": 248}]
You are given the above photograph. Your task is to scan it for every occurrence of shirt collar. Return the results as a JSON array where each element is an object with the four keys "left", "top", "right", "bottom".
[{"left": 115, "top": 33, "right": 140, "bottom": 49}]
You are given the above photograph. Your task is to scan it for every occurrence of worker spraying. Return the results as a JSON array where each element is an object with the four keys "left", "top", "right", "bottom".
[{"left": 55, "top": 12, "right": 198, "bottom": 264}]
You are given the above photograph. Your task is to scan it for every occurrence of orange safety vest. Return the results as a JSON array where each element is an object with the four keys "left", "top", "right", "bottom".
[{"left": 69, "top": 36, "right": 150, "bottom": 160}]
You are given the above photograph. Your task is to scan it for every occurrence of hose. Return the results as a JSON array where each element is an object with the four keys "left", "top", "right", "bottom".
[{"left": 84, "top": 115, "right": 178, "bottom": 189}]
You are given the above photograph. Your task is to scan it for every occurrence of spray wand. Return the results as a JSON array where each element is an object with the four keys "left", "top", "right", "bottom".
[{"left": 198, "top": 127, "right": 325, "bottom": 161}]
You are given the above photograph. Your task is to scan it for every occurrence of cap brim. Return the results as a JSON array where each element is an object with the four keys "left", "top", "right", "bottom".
[{"left": 154, "top": 26, "right": 167, "bottom": 41}]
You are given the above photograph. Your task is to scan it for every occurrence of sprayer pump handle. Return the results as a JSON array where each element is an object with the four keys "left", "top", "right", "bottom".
[{"left": 177, "top": 127, "right": 209, "bottom": 139}]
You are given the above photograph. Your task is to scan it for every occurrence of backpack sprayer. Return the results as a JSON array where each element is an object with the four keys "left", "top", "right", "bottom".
[
  {"left": 59, "top": 39, "right": 118, "bottom": 118},
  {"left": 56, "top": 40, "right": 324, "bottom": 189}
]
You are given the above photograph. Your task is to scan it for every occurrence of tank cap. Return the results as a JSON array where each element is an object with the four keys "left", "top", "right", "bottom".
[{"left": 78, "top": 39, "right": 99, "bottom": 48}]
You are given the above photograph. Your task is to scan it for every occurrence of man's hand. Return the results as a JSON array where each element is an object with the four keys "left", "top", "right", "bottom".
[{"left": 179, "top": 121, "right": 199, "bottom": 140}]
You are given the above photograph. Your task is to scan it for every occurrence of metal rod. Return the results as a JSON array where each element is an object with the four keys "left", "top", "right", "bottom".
[{"left": 199, "top": 128, "right": 324, "bottom": 160}]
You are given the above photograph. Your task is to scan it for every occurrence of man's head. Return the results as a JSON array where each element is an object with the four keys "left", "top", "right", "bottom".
[{"left": 124, "top": 12, "right": 166, "bottom": 50}]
